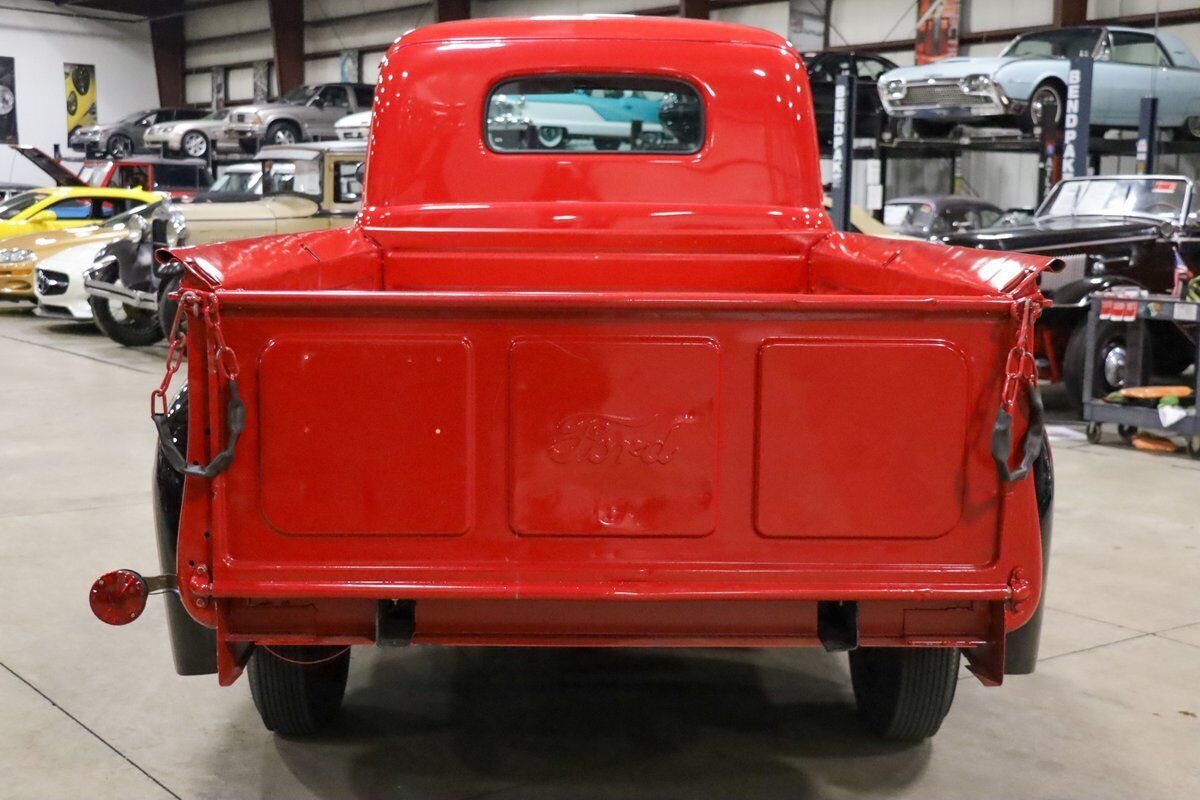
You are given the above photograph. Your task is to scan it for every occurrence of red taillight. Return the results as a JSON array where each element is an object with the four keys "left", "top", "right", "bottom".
[{"left": 90, "top": 569, "right": 148, "bottom": 625}]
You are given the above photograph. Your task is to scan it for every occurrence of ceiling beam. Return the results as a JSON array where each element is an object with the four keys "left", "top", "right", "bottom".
[
  {"left": 267, "top": 0, "right": 304, "bottom": 93},
  {"left": 1054, "top": 0, "right": 1087, "bottom": 27},
  {"left": 150, "top": 0, "right": 185, "bottom": 105},
  {"left": 436, "top": 0, "right": 470, "bottom": 21}
]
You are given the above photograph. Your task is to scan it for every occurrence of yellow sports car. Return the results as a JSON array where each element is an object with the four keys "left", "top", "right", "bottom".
[
  {"left": 0, "top": 190, "right": 160, "bottom": 302},
  {"left": 0, "top": 187, "right": 160, "bottom": 243}
]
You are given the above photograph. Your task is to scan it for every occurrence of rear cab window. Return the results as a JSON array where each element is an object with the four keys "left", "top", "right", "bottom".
[{"left": 485, "top": 75, "right": 703, "bottom": 154}]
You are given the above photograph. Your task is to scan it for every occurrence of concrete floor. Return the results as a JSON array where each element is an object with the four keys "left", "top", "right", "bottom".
[{"left": 1, "top": 303, "right": 1198, "bottom": 800}]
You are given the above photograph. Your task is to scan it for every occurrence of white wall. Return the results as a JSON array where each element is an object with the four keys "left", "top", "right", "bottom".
[
  {"left": 1089, "top": 0, "right": 1200, "bottom": 15},
  {"left": 712, "top": 1, "right": 788, "bottom": 38},
  {"left": 0, "top": 0, "right": 158, "bottom": 185}
]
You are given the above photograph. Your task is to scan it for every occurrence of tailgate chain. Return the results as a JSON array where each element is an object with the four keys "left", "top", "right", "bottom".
[
  {"left": 151, "top": 290, "right": 246, "bottom": 480},
  {"left": 991, "top": 297, "right": 1045, "bottom": 483}
]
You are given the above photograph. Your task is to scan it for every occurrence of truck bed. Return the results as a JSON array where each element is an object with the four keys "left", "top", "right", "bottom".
[{"left": 168, "top": 226, "right": 1051, "bottom": 660}]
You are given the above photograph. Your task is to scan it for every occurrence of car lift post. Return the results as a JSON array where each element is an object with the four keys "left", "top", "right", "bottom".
[
  {"left": 1136, "top": 96, "right": 1159, "bottom": 174},
  {"left": 1062, "top": 56, "right": 1093, "bottom": 178},
  {"left": 830, "top": 72, "right": 856, "bottom": 231}
]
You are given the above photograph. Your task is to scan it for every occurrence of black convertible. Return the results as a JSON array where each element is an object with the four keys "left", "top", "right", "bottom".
[{"left": 944, "top": 175, "right": 1198, "bottom": 408}]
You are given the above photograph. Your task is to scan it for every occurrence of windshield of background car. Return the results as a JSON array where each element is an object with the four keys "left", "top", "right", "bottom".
[
  {"left": 118, "top": 109, "right": 153, "bottom": 124},
  {"left": 1041, "top": 178, "right": 1189, "bottom": 221},
  {"left": 78, "top": 161, "right": 114, "bottom": 186},
  {"left": 486, "top": 76, "right": 704, "bottom": 153},
  {"left": 333, "top": 161, "right": 364, "bottom": 203},
  {"left": 210, "top": 170, "right": 260, "bottom": 193},
  {"left": 0, "top": 191, "right": 47, "bottom": 219},
  {"left": 883, "top": 202, "right": 934, "bottom": 229},
  {"left": 1004, "top": 28, "right": 1101, "bottom": 58},
  {"left": 278, "top": 85, "right": 320, "bottom": 105},
  {"left": 101, "top": 201, "right": 158, "bottom": 228},
  {"left": 261, "top": 161, "right": 311, "bottom": 197}
]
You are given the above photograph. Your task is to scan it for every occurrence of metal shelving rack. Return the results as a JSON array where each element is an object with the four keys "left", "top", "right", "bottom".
[{"left": 1082, "top": 292, "right": 1200, "bottom": 458}]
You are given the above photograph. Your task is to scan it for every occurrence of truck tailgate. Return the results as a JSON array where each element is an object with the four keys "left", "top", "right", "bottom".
[{"left": 181, "top": 289, "right": 1038, "bottom": 604}]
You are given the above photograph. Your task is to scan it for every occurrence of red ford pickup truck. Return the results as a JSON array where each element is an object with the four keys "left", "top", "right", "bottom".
[{"left": 90, "top": 16, "right": 1056, "bottom": 742}]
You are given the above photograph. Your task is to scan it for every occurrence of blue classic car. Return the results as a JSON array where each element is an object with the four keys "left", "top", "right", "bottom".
[{"left": 878, "top": 26, "right": 1200, "bottom": 137}]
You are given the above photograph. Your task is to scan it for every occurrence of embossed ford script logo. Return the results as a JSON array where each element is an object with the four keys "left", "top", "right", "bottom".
[{"left": 549, "top": 413, "right": 697, "bottom": 465}]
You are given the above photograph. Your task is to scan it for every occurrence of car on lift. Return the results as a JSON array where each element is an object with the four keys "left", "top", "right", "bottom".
[
  {"left": 144, "top": 109, "right": 241, "bottom": 160},
  {"left": 944, "top": 174, "right": 1199, "bottom": 408},
  {"left": 67, "top": 107, "right": 210, "bottom": 158},
  {"left": 90, "top": 16, "right": 1055, "bottom": 745},
  {"left": 883, "top": 194, "right": 1005, "bottom": 238},
  {"left": 803, "top": 50, "right": 898, "bottom": 146},
  {"left": 878, "top": 26, "right": 1200, "bottom": 138},
  {"left": 224, "top": 83, "right": 375, "bottom": 153},
  {"left": 9, "top": 145, "right": 213, "bottom": 199}
]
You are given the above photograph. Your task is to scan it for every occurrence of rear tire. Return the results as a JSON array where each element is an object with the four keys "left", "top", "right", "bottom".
[
  {"left": 90, "top": 296, "right": 164, "bottom": 347},
  {"left": 265, "top": 120, "right": 300, "bottom": 145},
  {"left": 107, "top": 133, "right": 133, "bottom": 159},
  {"left": 248, "top": 645, "right": 350, "bottom": 736},
  {"left": 1181, "top": 115, "right": 1200, "bottom": 141},
  {"left": 180, "top": 130, "right": 209, "bottom": 159},
  {"left": 157, "top": 274, "right": 183, "bottom": 339},
  {"left": 850, "top": 647, "right": 959, "bottom": 741},
  {"left": 1023, "top": 80, "right": 1065, "bottom": 133},
  {"left": 1062, "top": 319, "right": 1152, "bottom": 414}
]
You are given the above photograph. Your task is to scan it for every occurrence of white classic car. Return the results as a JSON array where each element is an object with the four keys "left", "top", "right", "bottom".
[
  {"left": 879, "top": 25, "right": 1200, "bottom": 137},
  {"left": 335, "top": 110, "right": 371, "bottom": 141}
]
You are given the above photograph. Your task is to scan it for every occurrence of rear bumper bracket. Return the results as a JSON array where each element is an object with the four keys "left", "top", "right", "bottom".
[{"left": 817, "top": 600, "right": 859, "bottom": 652}]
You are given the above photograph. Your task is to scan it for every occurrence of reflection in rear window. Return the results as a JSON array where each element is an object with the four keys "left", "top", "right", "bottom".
[{"left": 486, "top": 75, "right": 703, "bottom": 154}]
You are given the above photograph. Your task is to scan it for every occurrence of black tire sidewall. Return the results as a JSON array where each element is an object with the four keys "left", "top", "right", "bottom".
[
  {"left": 1063, "top": 318, "right": 1151, "bottom": 410},
  {"left": 266, "top": 121, "right": 299, "bottom": 145},
  {"left": 108, "top": 134, "right": 132, "bottom": 158},
  {"left": 248, "top": 645, "right": 350, "bottom": 735},
  {"left": 90, "top": 296, "right": 164, "bottom": 347},
  {"left": 182, "top": 131, "right": 208, "bottom": 158}
]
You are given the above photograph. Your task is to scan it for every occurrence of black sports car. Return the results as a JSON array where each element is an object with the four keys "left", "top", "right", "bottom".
[
  {"left": 944, "top": 175, "right": 1199, "bottom": 408},
  {"left": 803, "top": 51, "right": 897, "bottom": 148}
]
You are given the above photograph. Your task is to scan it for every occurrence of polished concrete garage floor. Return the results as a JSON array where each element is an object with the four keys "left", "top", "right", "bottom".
[{"left": 1, "top": 305, "right": 1198, "bottom": 800}]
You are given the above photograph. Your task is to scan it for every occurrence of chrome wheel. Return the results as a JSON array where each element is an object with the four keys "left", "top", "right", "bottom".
[
  {"left": 1102, "top": 343, "right": 1127, "bottom": 390},
  {"left": 181, "top": 131, "right": 208, "bottom": 158},
  {"left": 1029, "top": 84, "right": 1062, "bottom": 128},
  {"left": 536, "top": 126, "right": 566, "bottom": 148},
  {"left": 272, "top": 126, "right": 297, "bottom": 144},
  {"left": 108, "top": 135, "right": 132, "bottom": 158},
  {"left": 1185, "top": 115, "right": 1200, "bottom": 140}
]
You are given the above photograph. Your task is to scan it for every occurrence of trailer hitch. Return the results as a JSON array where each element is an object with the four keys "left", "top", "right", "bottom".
[{"left": 89, "top": 570, "right": 176, "bottom": 625}]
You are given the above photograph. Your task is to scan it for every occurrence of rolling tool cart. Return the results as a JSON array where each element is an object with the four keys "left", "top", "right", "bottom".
[{"left": 1083, "top": 292, "right": 1200, "bottom": 458}]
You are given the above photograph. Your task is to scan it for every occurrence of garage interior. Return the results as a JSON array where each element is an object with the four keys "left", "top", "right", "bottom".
[{"left": 1, "top": 0, "right": 1199, "bottom": 798}]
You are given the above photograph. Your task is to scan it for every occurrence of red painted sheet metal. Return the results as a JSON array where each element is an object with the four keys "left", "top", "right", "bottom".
[{"left": 172, "top": 288, "right": 1041, "bottom": 637}]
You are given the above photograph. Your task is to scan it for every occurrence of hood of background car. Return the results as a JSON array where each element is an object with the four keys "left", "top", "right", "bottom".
[
  {"left": 335, "top": 111, "right": 371, "bottom": 128},
  {"left": 177, "top": 195, "right": 320, "bottom": 223},
  {"left": 75, "top": 124, "right": 116, "bottom": 135},
  {"left": 943, "top": 215, "right": 1163, "bottom": 251},
  {"left": 0, "top": 225, "right": 128, "bottom": 258},
  {"left": 882, "top": 56, "right": 1037, "bottom": 82}
]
